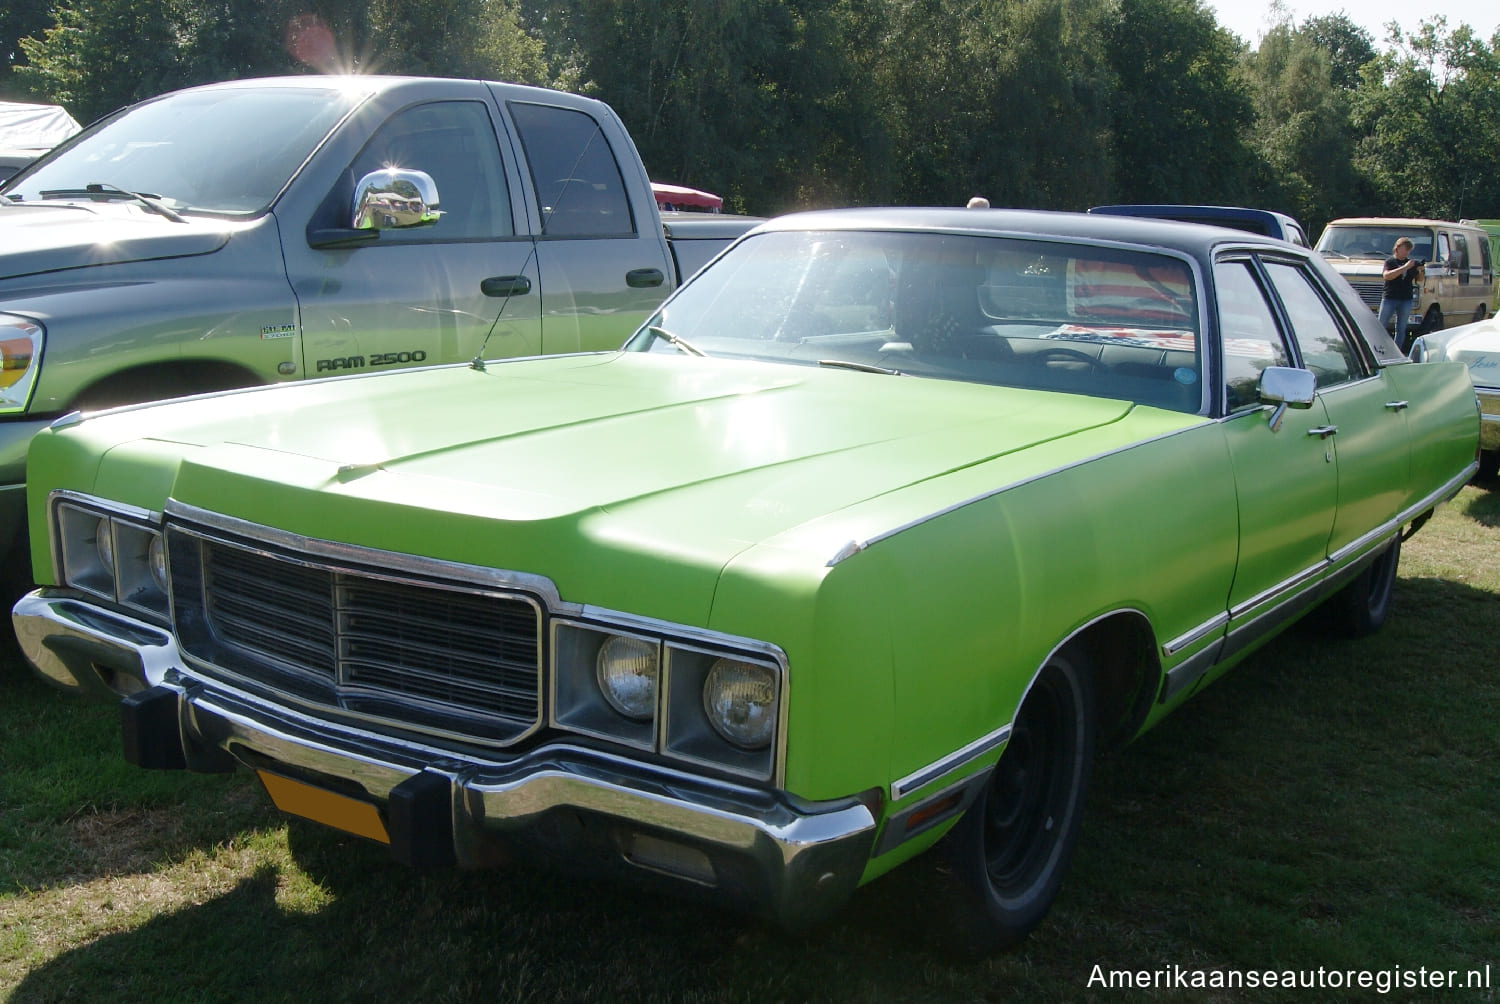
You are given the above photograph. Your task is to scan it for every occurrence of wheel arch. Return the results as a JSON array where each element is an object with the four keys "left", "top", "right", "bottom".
[
  {"left": 68, "top": 359, "right": 265, "bottom": 412},
  {"left": 1031, "top": 609, "right": 1161, "bottom": 751}
]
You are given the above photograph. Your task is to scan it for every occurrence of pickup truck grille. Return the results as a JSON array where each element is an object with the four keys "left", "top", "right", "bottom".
[
  {"left": 1345, "top": 277, "right": 1382, "bottom": 310},
  {"left": 167, "top": 522, "right": 544, "bottom": 746}
]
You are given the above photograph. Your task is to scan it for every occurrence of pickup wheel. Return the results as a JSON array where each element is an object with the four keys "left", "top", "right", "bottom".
[
  {"left": 936, "top": 646, "right": 1095, "bottom": 956},
  {"left": 1321, "top": 535, "right": 1401, "bottom": 638},
  {"left": 1475, "top": 305, "right": 1490, "bottom": 323},
  {"left": 1419, "top": 306, "right": 1444, "bottom": 335}
]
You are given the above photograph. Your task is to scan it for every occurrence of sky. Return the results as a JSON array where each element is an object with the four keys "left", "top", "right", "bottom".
[{"left": 1203, "top": 0, "right": 1499, "bottom": 48}]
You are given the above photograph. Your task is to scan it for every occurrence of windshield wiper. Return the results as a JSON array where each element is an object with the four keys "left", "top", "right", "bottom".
[
  {"left": 39, "top": 183, "right": 186, "bottom": 223},
  {"left": 1320, "top": 249, "right": 1349, "bottom": 260},
  {"left": 645, "top": 325, "right": 705, "bottom": 356},
  {"left": 818, "top": 358, "right": 904, "bottom": 376}
]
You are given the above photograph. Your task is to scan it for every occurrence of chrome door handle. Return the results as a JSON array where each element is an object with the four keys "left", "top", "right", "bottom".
[
  {"left": 1385, "top": 400, "right": 1409, "bottom": 411},
  {"left": 1307, "top": 426, "right": 1338, "bottom": 439}
]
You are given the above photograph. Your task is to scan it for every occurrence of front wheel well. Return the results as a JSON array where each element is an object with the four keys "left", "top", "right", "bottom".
[
  {"left": 68, "top": 360, "right": 263, "bottom": 412},
  {"left": 1066, "top": 612, "right": 1160, "bottom": 749}
]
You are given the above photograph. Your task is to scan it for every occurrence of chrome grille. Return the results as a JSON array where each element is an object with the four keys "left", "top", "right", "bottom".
[
  {"left": 1346, "top": 277, "right": 1382, "bottom": 309},
  {"left": 170, "top": 523, "right": 543, "bottom": 744}
]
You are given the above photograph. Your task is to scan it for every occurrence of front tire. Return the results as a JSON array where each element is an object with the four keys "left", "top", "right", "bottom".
[{"left": 936, "top": 647, "right": 1096, "bottom": 956}]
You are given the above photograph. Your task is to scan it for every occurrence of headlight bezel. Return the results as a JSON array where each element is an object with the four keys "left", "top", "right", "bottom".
[
  {"left": 52, "top": 493, "right": 171, "bottom": 621},
  {"left": 552, "top": 616, "right": 785, "bottom": 783},
  {"left": 0, "top": 314, "right": 44, "bottom": 414}
]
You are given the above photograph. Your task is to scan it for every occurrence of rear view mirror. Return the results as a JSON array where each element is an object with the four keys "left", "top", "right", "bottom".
[
  {"left": 1258, "top": 366, "right": 1317, "bottom": 432},
  {"left": 351, "top": 169, "right": 442, "bottom": 231}
]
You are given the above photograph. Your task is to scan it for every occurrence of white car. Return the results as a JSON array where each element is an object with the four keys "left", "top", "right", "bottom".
[{"left": 1412, "top": 316, "right": 1500, "bottom": 479}]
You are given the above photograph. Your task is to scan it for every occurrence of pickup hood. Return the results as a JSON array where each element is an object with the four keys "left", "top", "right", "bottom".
[
  {"left": 52, "top": 353, "right": 1197, "bottom": 619},
  {"left": 0, "top": 201, "right": 231, "bottom": 280}
]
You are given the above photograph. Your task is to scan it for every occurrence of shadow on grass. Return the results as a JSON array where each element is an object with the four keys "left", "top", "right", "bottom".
[{"left": 8, "top": 575, "right": 1498, "bottom": 1002}]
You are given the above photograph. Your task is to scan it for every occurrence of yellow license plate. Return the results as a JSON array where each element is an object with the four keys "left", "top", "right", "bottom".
[{"left": 258, "top": 770, "right": 391, "bottom": 844}]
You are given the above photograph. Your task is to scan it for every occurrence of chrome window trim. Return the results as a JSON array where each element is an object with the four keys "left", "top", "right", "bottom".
[{"left": 826, "top": 423, "right": 1207, "bottom": 566}]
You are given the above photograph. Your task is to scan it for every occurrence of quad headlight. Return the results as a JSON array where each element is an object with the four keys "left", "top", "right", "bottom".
[
  {"left": 54, "top": 496, "right": 170, "bottom": 620},
  {"left": 553, "top": 619, "right": 783, "bottom": 781},
  {"left": 0, "top": 314, "right": 44, "bottom": 414}
]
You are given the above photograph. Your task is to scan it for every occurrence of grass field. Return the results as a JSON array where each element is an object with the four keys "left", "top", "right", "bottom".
[{"left": 3, "top": 486, "right": 1497, "bottom": 1003}]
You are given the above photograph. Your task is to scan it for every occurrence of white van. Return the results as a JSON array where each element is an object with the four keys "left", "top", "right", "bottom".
[{"left": 1316, "top": 217, "right": 1495, "bottom": 333}]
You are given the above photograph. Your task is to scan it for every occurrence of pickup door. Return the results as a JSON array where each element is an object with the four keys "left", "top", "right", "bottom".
[{"left": 279, "top": 80, "right": 676, "bottom": 376}]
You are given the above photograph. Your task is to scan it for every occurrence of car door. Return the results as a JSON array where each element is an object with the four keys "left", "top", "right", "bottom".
[
  {"left": 286, "top": 95, "right": 542, "bottom": 377},
  {"left": 1213, "top": 257, "right": 1338, "bottom": 656},
  {"left": 1259, "top": 257, "right": 1411, "bottom": 560},
  {"left": 502, "top": 99, "right": 674, "bottom": 354}
]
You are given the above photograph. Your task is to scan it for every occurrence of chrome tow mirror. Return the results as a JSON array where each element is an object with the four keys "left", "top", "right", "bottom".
[{"left": 351, "top": 169, "right": 442, "bottom": 231}]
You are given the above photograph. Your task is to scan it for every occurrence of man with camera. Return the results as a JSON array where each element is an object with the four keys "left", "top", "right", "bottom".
[{"left": 1380, "top": 236, "right": 1425, "bottom": 350}]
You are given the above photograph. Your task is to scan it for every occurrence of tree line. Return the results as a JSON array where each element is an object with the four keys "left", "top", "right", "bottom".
[{"left": 2, "top": 0, "right": 1497, "bottom": 235}]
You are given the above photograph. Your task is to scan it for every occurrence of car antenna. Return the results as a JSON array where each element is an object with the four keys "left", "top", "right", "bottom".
[{"left": 470, "top": 133, "right": 601, "bottom": 371}]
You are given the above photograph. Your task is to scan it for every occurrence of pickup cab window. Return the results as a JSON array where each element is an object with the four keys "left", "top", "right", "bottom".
[
  {"left": 508, "top": 102, "right": 634, "bottom": 237},
  {"left": 348, "top": 101, "right": 514, "bottom": 240}
]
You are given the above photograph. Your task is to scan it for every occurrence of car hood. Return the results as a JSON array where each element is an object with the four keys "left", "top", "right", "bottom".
[
  {"left": 1428, "top": 317, "right": 1500, "bottom": 389},
  {"left": 0, "top": 200, "right": 231, "bottom": 280},
  {"left": 59, "top": 352, "right": 1200, "bottom": 620}
]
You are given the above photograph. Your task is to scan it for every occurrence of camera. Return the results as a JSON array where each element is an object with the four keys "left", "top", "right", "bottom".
[{"left": 1410, "top": 257, "right": 1426, "bottom": 267}]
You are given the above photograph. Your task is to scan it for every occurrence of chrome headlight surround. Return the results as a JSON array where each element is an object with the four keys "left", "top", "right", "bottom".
[
  {"left": 552, "top": 617, "right": 784, "bottom": 782},
  {"left": 52, "top": 493, "right": 170, "bottom": 621},
  {"left": 0, "top": 313, "right": 44, "bottom": 414}
]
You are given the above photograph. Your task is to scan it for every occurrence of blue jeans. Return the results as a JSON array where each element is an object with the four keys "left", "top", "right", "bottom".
[{"left": 1378, "top": 297, "right": 1413, "bottom": 350}]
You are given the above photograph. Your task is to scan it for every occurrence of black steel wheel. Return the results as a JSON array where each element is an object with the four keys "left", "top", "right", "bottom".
[
  {"left": 1321, "top": 535, "right": 1401, "bottom": 638},
  {"left": 937, "top": 646, "right": 1095, "bottom": 956}
]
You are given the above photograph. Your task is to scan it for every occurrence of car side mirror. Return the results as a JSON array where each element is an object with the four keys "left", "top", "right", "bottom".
[
  {"left": 1257, "top": 366, "right": 1317, "bottom": 432},
  {"left": 351, "top": 169, "right": 442, "bottom": 231}
]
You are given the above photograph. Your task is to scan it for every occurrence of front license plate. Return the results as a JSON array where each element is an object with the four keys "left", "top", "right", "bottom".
[{"left": 258, "top": 770, "right": 391, "bottom": 844}]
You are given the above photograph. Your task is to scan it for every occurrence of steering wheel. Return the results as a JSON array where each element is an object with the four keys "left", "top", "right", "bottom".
[{"left": 1035, "top": 347, "right": 1105, "bottom": 370}]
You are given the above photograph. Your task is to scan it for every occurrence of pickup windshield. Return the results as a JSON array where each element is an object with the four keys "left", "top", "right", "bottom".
[
  {"left": 2, "top": 86, "right": 365, "bottom": 215},
  {"left": 1317, "top": 225, "right": 1434, "bottom": 262},
  {"left": 628, "top": 230, "right": 1204, "bottom": 413}
]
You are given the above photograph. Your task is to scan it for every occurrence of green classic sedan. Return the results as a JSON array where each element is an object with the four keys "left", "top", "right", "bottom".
[{"left": 10, "top": 209, "right": 1480, "bottom": 953}]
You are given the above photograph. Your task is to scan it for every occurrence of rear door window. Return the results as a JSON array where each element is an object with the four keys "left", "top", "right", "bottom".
[{"left": 508, "top": 102, "right": 634, "bottom": 237}]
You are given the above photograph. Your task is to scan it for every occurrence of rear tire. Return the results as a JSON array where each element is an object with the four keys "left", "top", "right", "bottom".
[
  {"left": 935, "top": 646, "right": 1095, "bottom": 956},
  {"left": 1321, "top": 535, "right": 1400, "bottom": 638},
  {"left": 1475, "top": 305, "right": 1490, "bottom": 323}
]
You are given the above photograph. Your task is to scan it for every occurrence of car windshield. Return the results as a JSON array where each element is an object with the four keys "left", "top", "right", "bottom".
[
  {"left": 1317, "top": 225, "right": 1434, "bottom": 261},
  {"left": 629, "top": 230, "right": 1204, "bottom": 413},
  {"left": 2, "top": 86, "right": 365, "bottom": 215}
]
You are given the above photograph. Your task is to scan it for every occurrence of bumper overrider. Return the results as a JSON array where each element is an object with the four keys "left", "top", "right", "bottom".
[{"left": 12, "top": 590, "right": 878, "bottom": 928}]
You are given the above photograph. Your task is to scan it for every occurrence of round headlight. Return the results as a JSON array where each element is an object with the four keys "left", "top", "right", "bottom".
[
  {"left": 147, "top": 533, "right": 168, "bottom": 590},
  {"left": 702, "top": 658, "right": 777, "bottom": 750},
  {"left": 596, "top": 634, "right": 659, "bottom": 720},
  {"left": 95, "top": 517, "right": 115, "bottom": 575}
]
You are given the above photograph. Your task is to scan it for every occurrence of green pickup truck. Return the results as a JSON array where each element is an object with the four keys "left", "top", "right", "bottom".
[{"left": 0, "top": 75, "right": 754, "bottom": 595}]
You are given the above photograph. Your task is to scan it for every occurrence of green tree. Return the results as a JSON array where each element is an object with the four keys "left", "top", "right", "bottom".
[
  {"left": 1242, "top": 17, "right": 1371, "bottom": 234},
  {"left": 0, "top": 0, "right": 51, "bottom": 97},
  {"left": 1301, "top": 12, "right": 1375, "bottom": 90},
  {"left": 1351, "top": 18, "right": 1500, "bottom": 219},
  {"left": 1105, "top": 0, "right": 1262, "bottom": 204}
]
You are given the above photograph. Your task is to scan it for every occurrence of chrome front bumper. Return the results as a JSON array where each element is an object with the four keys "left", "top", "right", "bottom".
[{"left": 12, "top": 590, "right": 878, "bottom": 928}]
